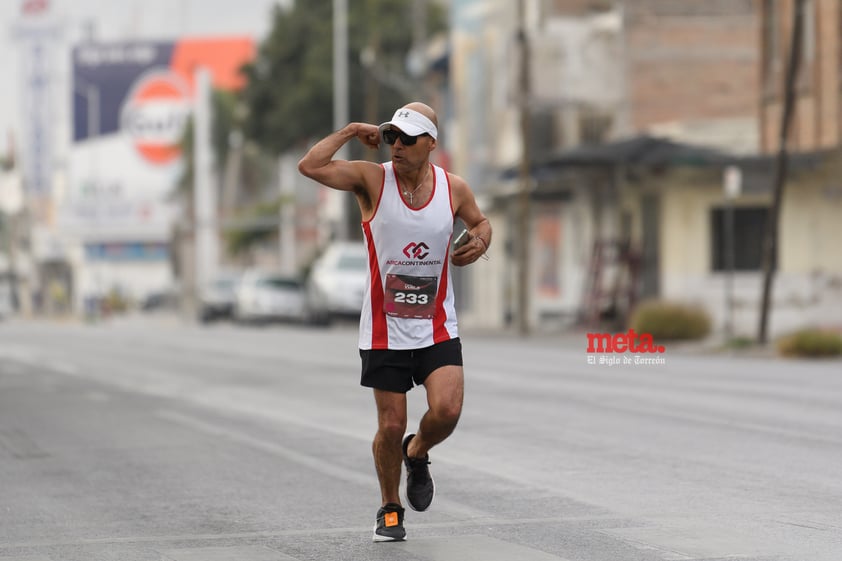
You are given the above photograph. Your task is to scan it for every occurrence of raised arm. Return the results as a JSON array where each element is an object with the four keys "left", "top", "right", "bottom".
[
  {"left": 298, "top": 123, "right": 382, "bottom": 192},
  {"left": 450, "top": 174, "right": 492, "bottom": 267}
]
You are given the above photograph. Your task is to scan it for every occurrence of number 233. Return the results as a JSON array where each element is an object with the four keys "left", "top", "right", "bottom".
[{"left": 393, "top": 292, "right": 429, "bottom": 305}]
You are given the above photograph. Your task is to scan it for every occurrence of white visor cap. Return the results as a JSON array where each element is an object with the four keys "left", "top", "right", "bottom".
[{"left": 378, "top": 107, "right": 438, "bottom": 140}]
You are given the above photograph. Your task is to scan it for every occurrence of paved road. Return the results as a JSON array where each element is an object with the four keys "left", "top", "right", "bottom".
[{"left": 1, "top": 316, "right": 840, "bottom": 561}]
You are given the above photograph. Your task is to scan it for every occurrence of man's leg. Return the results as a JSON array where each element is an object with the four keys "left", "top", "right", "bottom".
[
  {"left": 406, "top": 365, "right": 464, "bottom": 459},
  {"left": 372, "top": 389, "right": 408, "bottom": 506}
]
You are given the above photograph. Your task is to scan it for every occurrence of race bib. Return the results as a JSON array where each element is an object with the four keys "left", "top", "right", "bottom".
[{"left": 384, "top": 274, "right": 438, "bottom": 319}]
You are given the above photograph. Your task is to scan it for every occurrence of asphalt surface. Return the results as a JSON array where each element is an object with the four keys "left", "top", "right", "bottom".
[{"left": 0, "top": 315, "right": 840, "bottom": 561}]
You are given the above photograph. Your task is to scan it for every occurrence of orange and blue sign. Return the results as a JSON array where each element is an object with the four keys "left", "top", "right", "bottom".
[{"left": 72, "top": 37, "right": 254, "bottom": 166}]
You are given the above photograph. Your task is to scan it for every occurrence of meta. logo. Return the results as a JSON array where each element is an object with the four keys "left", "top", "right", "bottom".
[
  {"left": 586, "top": 329, "right": 665, "bottom": 353},
  {"left": 403, "top": 242, "right": 429, "bottom": 260},
  {"left": 120, "top": 70, "right": 190, "bottom": 165}
]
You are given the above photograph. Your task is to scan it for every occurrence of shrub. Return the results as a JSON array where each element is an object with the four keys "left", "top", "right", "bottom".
[
  {"left": 725, "top": 336, "right": 755, "bottom": 350},
  {"left": 777, "top": 329, "right": 842, "bottom": 358},
  {"left": 628, "top": 300, "right": 711, "bottom": 341}
]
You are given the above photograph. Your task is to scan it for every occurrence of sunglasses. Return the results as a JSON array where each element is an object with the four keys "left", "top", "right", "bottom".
[{"left": 382, "top": 129, "right": 429, "bottom": 146}]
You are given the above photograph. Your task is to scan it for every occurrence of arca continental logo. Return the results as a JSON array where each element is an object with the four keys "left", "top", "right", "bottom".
[
  {"left": 384, "top": 242, "right": 443, "bottom": 266},
  {"left": 403, "top": 242, "right": 430, "bottom": 260},
  {"left": 120, "top": 70, "right": 191, "bottom": 165}
]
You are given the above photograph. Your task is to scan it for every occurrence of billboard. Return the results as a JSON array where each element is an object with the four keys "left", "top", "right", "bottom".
[
  {"left": 14, "top": 0, "right": 60, "bottom": 198},
  {"left": 64, "top": 37, "right": 255, "bottom": 245}
]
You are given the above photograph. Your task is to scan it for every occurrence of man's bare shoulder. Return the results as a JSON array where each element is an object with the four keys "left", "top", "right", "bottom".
[
  {"left": 356, "top": 159, "right": 385, "bottom": 189},
  {"left": 444, "top": 171, "right": 472, "bottom": 196}
]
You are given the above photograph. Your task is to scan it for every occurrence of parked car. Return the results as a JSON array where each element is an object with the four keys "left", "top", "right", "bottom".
[
  {"left": 306, "top": 241, "right": 368, "bottom": 324},
  {"left": 233, "top": 270, "right": 308, "bottom": 324},
  {"left": 141, "top": 289, "right": 180, "bottom": 313},
  {"left": 198, "top": 272, "right": 241, "bottom": 323}
]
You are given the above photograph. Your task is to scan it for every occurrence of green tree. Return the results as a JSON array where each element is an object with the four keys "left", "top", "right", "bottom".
[
  {"left": 171, "top": 89, "right": 276, "bottom": 259},
  {"left": 173, "top": 1, "right": 448, "bottom": 260},
  {"left": 172, "top": 89, "right": 270, "bottom": 207},
  {"left": 240, "top": 0, "right": 447, "bottom": 155}
]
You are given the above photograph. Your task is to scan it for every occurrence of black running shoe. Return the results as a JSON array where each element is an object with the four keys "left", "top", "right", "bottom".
[
  {"left": 373, "top": 502, "right": 406, "bottom": 542},
  {"left": 402, "top": 434, "right": 435, "bottom": 512}
]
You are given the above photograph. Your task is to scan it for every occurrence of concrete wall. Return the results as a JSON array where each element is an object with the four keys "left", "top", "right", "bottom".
[{"left": 625, "top": 0, "right": 759, "bottom": 151}]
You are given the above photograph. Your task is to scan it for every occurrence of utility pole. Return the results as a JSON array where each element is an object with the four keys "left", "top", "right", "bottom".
[
  {"left": 332, "top": 0, "right": 350, "bottom": 241},
  {"left": 193, "top": 67, "right": 217, "bottom": 315},
  {"left": 408, "top": 0, "right": 428, "bottom": 85},
  {"left": 516, "top": 0, "right": 532, "bottom": 335},
  {"left": 362, "top": 0, "right": 381, "bottom": 160},
  {"left": 278, "top": 154, "right": 296, "bottom": 274},
  {"left": 333, "top": 0, "right": 348, "bottom": 143},
  {"left": 758, "top": 0, "right": 804, "bottom": 344}
]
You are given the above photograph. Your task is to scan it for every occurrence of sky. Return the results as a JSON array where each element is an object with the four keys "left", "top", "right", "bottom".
[{"left": 0, "top": 0, "right": 287, "bottom": 157}]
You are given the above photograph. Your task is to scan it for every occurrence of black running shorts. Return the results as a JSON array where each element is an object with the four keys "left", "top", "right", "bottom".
[{"left": 360, "top": 338, "right": 463, "bottom": 393}]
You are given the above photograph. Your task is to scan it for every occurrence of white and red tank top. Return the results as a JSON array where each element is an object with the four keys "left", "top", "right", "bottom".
[{"left": 359, "top": 162, "right": 458, "bottom": 350}]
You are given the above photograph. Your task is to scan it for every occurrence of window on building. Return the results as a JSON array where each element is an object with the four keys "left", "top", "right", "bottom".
[
  {"left": 710, "top": 207, "right": 773, "bottom": 272},
  {"left": 800, "top": 0, "right": 816, "bottom": 90},
  {"left": 804, "top": 0, "right": 816, "bottom": 59},
  {"left": 579, "top": 108, "right": 613, "bottom": 145},
  {"left": 542, "top": 0, "right": 613, "bottom": 17},
  {"left": 529, "top": 107, "right": 557, "bottom": 158},
  {"left": 763, "top": 0, "right": 781, "bottom": 93}
]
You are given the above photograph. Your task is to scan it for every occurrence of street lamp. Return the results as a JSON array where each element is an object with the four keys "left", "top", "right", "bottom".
[{"left": 723, "top": 165, "right": 742, "bottom": 340}]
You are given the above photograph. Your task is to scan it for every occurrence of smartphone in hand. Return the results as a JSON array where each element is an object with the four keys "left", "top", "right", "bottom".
[{"left": 452, "top": 229, "right": 470, "bottom": 251}]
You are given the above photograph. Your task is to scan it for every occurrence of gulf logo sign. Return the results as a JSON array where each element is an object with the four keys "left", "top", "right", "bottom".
[{"left": 120, "top": 70, "right": 190, "bottom": 165}]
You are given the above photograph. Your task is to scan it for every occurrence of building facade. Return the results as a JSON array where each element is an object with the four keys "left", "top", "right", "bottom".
[
  {"left": 449, "top": 0, "right": 763, "bottom": 331},
  {"left": 758, "top": 0, "right": 840, "bottom": 152},
  {"left": 626, "top": 0, "right": 759, "bottom": 152}
]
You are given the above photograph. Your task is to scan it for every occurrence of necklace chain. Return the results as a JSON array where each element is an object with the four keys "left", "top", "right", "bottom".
[{"left": 403, "top": 165, "right": 430, "bottom": 205}]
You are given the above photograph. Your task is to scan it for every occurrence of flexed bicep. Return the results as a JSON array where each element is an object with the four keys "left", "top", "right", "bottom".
[
  {"left": 300, "top": 159, "right": 367, "bottom": 192},
  {"left": 298, "top": 123, "right": 381, "bottom": 192}
]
